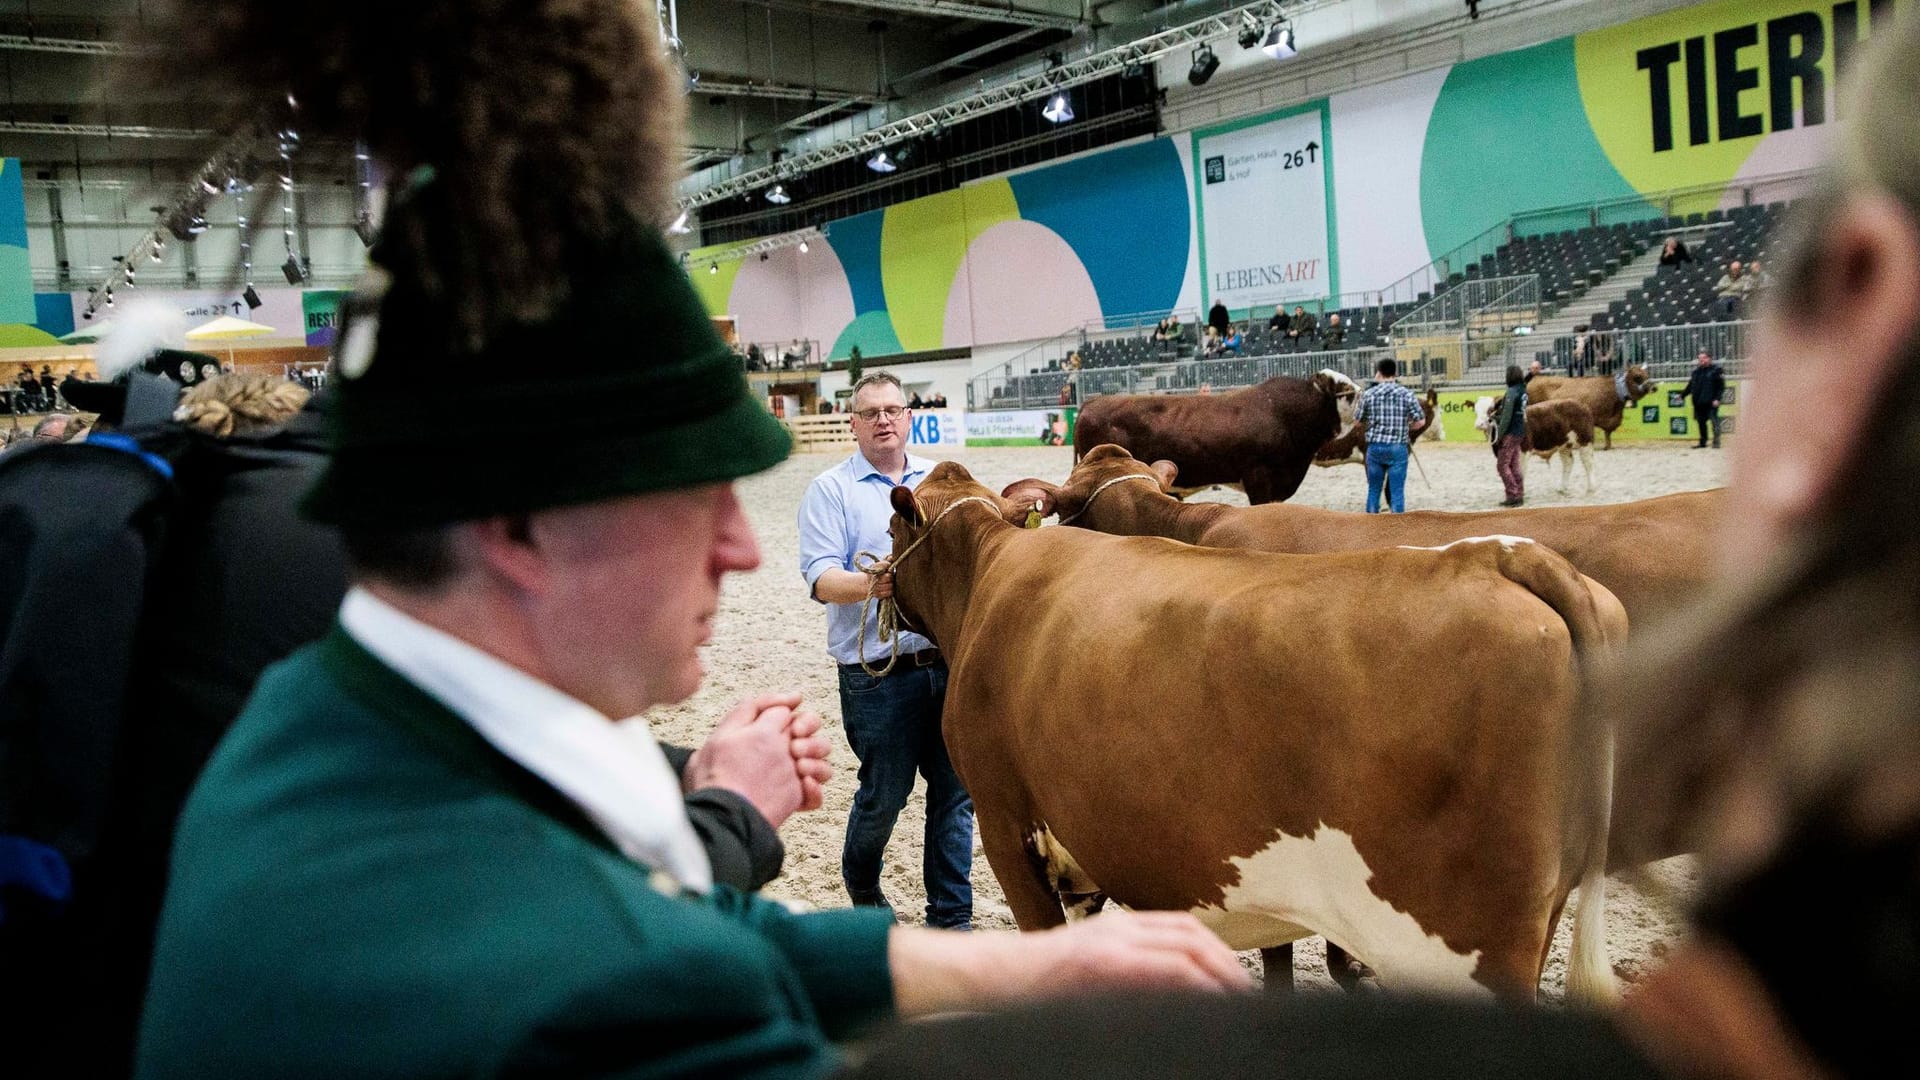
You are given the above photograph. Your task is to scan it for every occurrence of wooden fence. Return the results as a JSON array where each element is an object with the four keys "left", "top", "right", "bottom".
[{"left": 785, "top": 413, "right": 856, "bottom": 453}]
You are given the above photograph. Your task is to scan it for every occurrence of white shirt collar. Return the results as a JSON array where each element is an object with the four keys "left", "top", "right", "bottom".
[{"left": 339, "top": 588, "right": 713, "bottom": 893}]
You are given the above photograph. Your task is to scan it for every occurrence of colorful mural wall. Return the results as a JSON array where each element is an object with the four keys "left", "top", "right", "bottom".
[
  {"left": 0, "top": 159, "right": 54, "bottom": 346},
  {"left": 695, "top": 0, "right": 1901, "bottom": 358}
]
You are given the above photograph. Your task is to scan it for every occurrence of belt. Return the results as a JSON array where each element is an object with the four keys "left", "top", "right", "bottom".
[{"left": 841, "top": 649, "right": 941, "bottom": 674}]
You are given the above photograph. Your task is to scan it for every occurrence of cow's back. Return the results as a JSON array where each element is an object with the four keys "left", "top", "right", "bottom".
[
  {"left": 1193, "top": 491, "right": 1720, "bottom": 628},
  {"left": 1528, "top": 376, "right": 1623, "bottom": 429}
]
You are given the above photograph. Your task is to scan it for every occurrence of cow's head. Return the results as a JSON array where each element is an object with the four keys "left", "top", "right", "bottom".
[
  {"left": 887, "top": 462, "right": 1032, "bottom": 640},
  {"left": 1473, "top": 395, "right": 1497, "bottom": 432},
  {"left": 1314, "top": 368, "right": 1361, "bottom": 427},
  {"left": 1002, "top": 444, "right": 1174, "bottom": 527},
  {"left": 1623, "top": 364, "right": 1655, "bottom": 402}
]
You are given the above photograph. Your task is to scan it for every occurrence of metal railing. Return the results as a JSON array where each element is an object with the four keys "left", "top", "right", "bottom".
[
  {"left": 973, "top": 344, "right": 1433, "bottom": 411},
  {"left": 1393, "top": 274, "right": 1541, "bottom": 339},
  {"left": 1505, "top": 320, "right": 1755, "bottom": 384},
  {"left": 740, "top": 338, "right": 823, "bottom": 374}
]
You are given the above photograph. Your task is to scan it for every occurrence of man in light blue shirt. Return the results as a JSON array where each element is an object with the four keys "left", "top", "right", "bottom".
[{"left": 798, "top": 372, "right": 973, "bottom": 928}]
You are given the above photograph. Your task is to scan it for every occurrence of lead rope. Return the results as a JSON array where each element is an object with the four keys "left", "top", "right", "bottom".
[
  {"left": 1055, "top": 472, "right": 1161, "bottom": 526},
  {"left": 854, "top": 495, "right": 1001, "bottom": 678}
]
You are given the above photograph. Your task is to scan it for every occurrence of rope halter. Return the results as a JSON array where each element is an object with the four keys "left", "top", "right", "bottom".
[
  {"left": 854, "top": 494, "right": 1001, "bottom": 677},
  {"left": 1055, "top": 471, "right": 1162, "bottom": 526}
]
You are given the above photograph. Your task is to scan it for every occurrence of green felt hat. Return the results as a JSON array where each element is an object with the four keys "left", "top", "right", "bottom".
[{"left": 302, "top": 182, "right": 789, "bottom": 526}]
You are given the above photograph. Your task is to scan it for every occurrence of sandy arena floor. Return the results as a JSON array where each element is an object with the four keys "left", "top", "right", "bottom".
[{"left": 647, "top": 440, "right": 1730, "bottom": 997}]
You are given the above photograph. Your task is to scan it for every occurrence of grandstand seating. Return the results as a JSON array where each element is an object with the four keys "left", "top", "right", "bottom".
[{"left": 1602, "top": 203, "right": 1787, "bottom": 329}]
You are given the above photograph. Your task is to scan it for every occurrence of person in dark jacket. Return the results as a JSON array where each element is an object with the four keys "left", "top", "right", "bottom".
[
  {"left": 1679, "top": 349, "right": 1728, "bottom": 448},
  {"left": 1659, "top": 236, "right": 1694, "bottom": 266},
  {"left": 1492, "top": 365, "right": 1529, "bottom": 506},
  {"left": 1208, "top": 300, "right": 1231, "bottom": 336}
]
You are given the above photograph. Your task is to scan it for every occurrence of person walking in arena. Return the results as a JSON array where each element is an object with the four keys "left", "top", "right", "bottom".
[
  {"left": 1493, "top": 364, "right": 1529, "bottom": 506},
  {"left": 798, "top": 372, "right": 975, "bottom": 928},
  {"left": 1680, "top": 349, "right": 1728, "bottom": 448},
  {"left": 1357, "top": 357, "right": 1427, "bottom": 513}
]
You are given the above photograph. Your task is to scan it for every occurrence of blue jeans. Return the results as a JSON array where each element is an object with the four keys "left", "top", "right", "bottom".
[
  {"left": 838, "top": 661, "right": 974, "bottom": 928},
  {"left": 1365, "top": 443, "right": 1409, "bottom": 513}
]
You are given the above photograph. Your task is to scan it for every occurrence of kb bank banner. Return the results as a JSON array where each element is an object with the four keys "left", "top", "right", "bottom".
[
  {"left": 1193, "top": 102, "right": 1336, "bottom": 311},
  {"left": 907, "top": 408, "right": 966, "bottom": 448}
]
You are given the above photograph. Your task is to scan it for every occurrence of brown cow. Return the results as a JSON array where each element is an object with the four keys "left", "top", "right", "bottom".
[
  {"left": 1525, "top": 365, "right": 1657, "bottom": 449},
  {"left": 1007, "top": 444, "right": 1717, "bottom": 641},
  {"left": 884, "top": 461, "right": 1623, "bottom": 1001},
  {"left": 1312, "top": 387, "right": 1442, "bottom": 467},
  {"left": 1072, "top": 371, "right": 1358, "bottom": 504},
  {"left": 1475, "top": 396, "right": 1598, "bottom": 494}
]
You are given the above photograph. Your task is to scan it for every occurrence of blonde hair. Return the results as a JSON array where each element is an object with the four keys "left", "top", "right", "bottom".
[{"left": 173, "top": 372, "right": 310, "bottom": 438}]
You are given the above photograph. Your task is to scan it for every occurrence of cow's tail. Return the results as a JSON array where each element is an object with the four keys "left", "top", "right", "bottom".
[{"left": 1493, "top": 541, "right": 1624, "bottom": 1006}]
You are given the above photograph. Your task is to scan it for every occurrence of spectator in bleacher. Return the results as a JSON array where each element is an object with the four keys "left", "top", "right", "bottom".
[
  {"left": 1220, "top": 325, "right": 1243, "bottom": 356},
  {"left": 1287, "top": 306, "right": 1317, "bottom": 342},
  {"left": 746, "top": 343, "right": 765, "bottom": 371},
  {"left": 1356, "top": 357, "right": 1426, "bottom": 514},
  {"left": 1201, "top": 325, "right": 1224, "bottom": 357},
  {"left": 1747, "top": 258, "right": 1774, "bottom": 289},
  {"left": 1207, "top": 301, "right": 1230, "bottom": 336},
  {"left": 1492, "top": 365, "right": 1529, "bottom": 507},
  {"left": 1714, "top": 260, "right": 1755, "bottom": 317},
  {"left": 1267, "top": 308, "right": 1291, "bottom": 335},
  {"left": 1570, "top": 325, "right": 1594, "bottom": 377},
  {"left": 908, "top": 392, "right": 925, "bottom": 409},
  {"left": 1152, "top": 316, "right": 1180, "bottom": 342},
  {"left": 930, "top": 391, "right": 948, "bottom": 409},
  {"left": 39, "top": 367, "right": 59, "bottom": 410},
  {"left": 1658, "top": 236, "right": 1694, "bottom": 266},
  {"left": 1320, "top": 313, "right": 1346, "bottom": 350},
  {"left": 1679, "top": 349, "right": 1727, "bottom": 449}
]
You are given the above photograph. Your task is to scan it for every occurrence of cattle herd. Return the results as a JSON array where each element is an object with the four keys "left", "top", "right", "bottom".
[{"left": 863, "top": 368, "right": 1719, "bottom": 1001}]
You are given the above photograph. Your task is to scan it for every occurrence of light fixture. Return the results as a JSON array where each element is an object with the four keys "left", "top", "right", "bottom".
[
  {"left": 1041, "top": 91, "right": 1074, "bottom": 124},
  {"left": 867, "top": 150, "right": 897, "bottom": 174},
  {"left": 766, "top": 183, "right": 791, "bottom": 205},
  {"left": 1188, "top": 46, "right": 1219, "bottom": 86},
  {"left": 798, "top": 239, "right": 809, "bottom": 253},
  {"left": 667, "top": 209, "right": 692, "bottom": 235},
  {"left": 244, "top": 286, "right": 263, "bottom": 309},
  {"left": 282, "top": 255, "right": 307, "bottom": 285},
  {"left": 150, "top": 242, "right": 164, "bottom": 262},
  {"left": 1261, "top": 23, "right": 1298, "bottom": 60},
  {"left": 1237, "top": 13, "right": 1262, "bottom": 49},
  {"left": 708, "top": 262, "right": 719, "bottom": 275}
]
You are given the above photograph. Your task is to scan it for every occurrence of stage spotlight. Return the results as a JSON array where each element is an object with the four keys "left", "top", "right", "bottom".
[
  {"left": 799, "top": 240, "right": 810, "bottom": 254},
  {"left": 1188, "top": 46, "right": 1219, "bottom": 86},
  {"left": 1042, "top": 92, "right": 1074, "bottom": 124},
  {"left": 282, "top": 256, "right": 307, "bottom": 285},
  {"left": 667, "top": 209, "right": 693, "bottom": 235},
  {"left": 766, "top": 183, "right": 792, "bottom": 205},
  {"left": 867, "top": 150, "right": 897, "bottom": 174},
  {"left": 244, "top": 285, "right": 263, "bottom": 310},
  {"left": 1237, "top": 14, "right": 1261, "bottom": 49},
  {"left": 709, "top": 262, "right": 719, "bottom": 275},
  {"left": 1262, "top": 23, "right": 1298, "bottom": 60}
]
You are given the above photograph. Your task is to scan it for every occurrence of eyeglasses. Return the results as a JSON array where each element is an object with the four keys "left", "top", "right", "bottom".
[{"left": 854, "top": 406, "right": 910, "bottom": 422}]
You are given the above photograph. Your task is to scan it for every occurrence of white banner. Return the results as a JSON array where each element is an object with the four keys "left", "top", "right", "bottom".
[
  {"left": 1195, "top": 107, "right": 1333, "bottom": 310},
  {"left": 908, "top": 408, "right": 966, "bottom": 448},
  {"left": 963, "top": 408, "right": 1071, "bottom": 446}
]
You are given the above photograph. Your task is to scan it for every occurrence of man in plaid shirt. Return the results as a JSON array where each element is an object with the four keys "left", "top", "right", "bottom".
[{"left": 1356, "top": 358, "right": 1427, "bottom": 513}]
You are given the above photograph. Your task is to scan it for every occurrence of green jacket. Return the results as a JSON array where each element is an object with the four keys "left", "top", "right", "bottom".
[{"left": 137, "top": 628, "right": 895, "bottom": 1078}]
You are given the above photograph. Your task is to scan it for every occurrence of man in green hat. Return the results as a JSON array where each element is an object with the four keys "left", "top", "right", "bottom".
[{"left": 134, "top": 186, "right": 1246, "bottom": 1078}]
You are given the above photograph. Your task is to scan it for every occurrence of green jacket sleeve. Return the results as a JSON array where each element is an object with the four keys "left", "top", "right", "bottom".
[{"left": 706, "top": 889, "right": 899, "bottom": 1041}]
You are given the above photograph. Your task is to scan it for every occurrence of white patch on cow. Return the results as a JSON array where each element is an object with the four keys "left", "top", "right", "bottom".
[
  {"left": 1028, "top": 824, "right": 1105, "bottom": 919},
  {"left": 1193, "top": 824, "right": 1489, "bottom": 996},
  {"left": 1320, "top": 368, "right": 1360, "bottom": 427},
  {"left": 1472, "top": 396, "right": 1496, "bottom": 431},
  {"left": 1396, "top": 534, "right": 1535, "bottom": 553}
]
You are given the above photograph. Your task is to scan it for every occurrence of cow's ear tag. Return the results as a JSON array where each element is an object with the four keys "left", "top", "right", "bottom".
[{"left": 1023, "top": 507, "right": 1043, "bottom": 529}]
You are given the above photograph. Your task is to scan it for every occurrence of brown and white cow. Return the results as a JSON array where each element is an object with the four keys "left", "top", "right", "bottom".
[
  {"left": 1525, "top": 366, "right": 1657, "bottom": 449},
  {"left": 1312, "top": 387, "right": 1442, "bottom": 467},
  {"left": 1475, "top": 396, "right": 1599, "bottom": 494},
  {"left": 1072, "top": 371, "right": 1358, "bottom": 504},
  {"left": 884, "top": 460, "right": 1623, "bottom": 1001}
]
